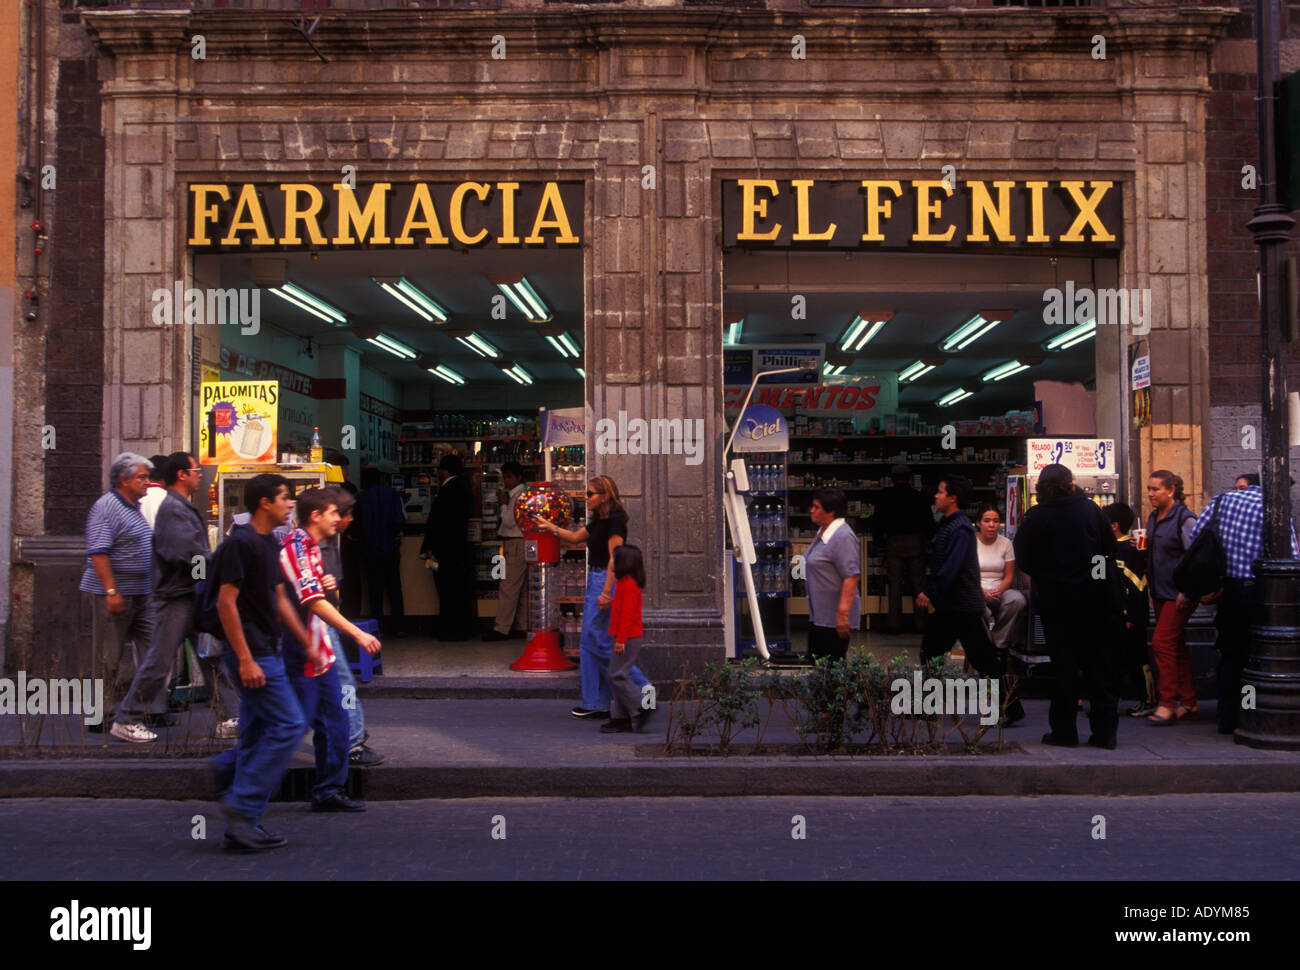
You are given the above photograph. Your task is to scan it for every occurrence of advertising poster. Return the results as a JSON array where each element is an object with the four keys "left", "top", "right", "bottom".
[
  {"left": 1027, "top": 438, "right": 1115, "bottom": 476},
  {"left": 733, "top": 405, "right": 789, "bottom": 452},
  {"left": 199, "top": 380, "right": 279, "bottom": 465}
]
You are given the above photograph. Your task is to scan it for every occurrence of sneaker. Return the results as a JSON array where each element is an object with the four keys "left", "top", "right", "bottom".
[
  {"left": 109, "top": 721, "right": 157, "bottom": 743},
  {"left": 600, "top": 718, "right": 634, "bottom": 733},
  {"left": 214, "top": 717, "right": 239, "bottom": 739},
  {"left": 348, "top": 744, "right": 385, "bottom": 767},
  {"left": 1126, "top": 701, "right": 1158, "bottom": 718},
  {"left": 570, "top": 707, "right": 609, "bottom": 719}
]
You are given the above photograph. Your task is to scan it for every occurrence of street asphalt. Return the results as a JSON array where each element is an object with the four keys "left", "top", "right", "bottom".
[{"left": 2, "top": 695, "right": 1298, "bottom": 799}]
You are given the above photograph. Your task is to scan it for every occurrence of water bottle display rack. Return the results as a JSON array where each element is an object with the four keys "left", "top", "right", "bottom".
[{"left": 733, "top": 451, "right": 792, "bottom": 657}]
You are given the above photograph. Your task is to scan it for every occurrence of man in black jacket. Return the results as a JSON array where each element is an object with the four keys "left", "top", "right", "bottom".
[
  {"left": 1013, "top": 464, "right": 1121, "bottom": 748},
  {"left": 112, "top": 452, "right": 208, "bottom": 740},
  {"left": 421, "top": 454, "right": 477, "bottom": 640},
  {"left": 873, "top": 465, "right": 933, "bottom": 634},
  {"left": 917, "top": 475, "right": 1008, "bottom": 702},
  {"left": 1104, "top": 502, "right": 1155, "bottom": 718}
]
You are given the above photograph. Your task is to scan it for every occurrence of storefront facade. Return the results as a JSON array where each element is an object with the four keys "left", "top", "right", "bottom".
[{"left": 8, "top": 3, "right": 1233, "bottom": 675}]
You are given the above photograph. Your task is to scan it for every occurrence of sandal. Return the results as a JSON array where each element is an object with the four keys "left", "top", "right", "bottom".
[
  {"left": 1175, "top": 704, "right": 1200, "bottom": 720},
  {"left": 1147, "top": 705, "right": 1178, "bottom": 725}
]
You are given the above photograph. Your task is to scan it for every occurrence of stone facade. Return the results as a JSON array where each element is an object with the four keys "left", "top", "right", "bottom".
[
  {"left": 8, "top": 3, "right": 1234, "bottom": 674},
  {"left": 1206, "top": 1, "right": 1300, "bottom": 521}
]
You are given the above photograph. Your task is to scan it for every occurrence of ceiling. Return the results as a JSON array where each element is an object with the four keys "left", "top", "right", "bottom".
[
  {"left": 203, "top": 247, "right": 1098, "bottom": 417},
  {"left": 723, "top": 288, "right": 1097, "bottom": 415},
  {"left": 204, "top": 246, "right": 585, "bottom": 388}
]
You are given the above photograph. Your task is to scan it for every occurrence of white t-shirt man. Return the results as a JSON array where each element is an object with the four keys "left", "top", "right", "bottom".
[
  {"left": 976, "top": 534, "right": 1015, "bottom": 591},
  {"left": 498, "top": 482, "right": 525, "bottom": 539},
  {"left": 141, "top": 483, "right": 168, "bottom": 529}
]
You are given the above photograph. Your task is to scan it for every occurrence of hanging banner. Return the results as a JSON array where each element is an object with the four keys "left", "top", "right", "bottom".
[
  {"left": 733, "top": 405, "right": 789, "bottom": 453},
  {"left": 724, "top": 374, "right": 899, "bottom": 415},
  {"left": 541, "top": 406, "right": 585, "bottom": 449},
  {"left": 199, "top": 380, "right": 279, "bottom": 465}
]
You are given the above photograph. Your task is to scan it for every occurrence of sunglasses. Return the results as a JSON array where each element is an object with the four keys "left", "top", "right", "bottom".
[{"left": 586, "top": 490, "right": 603, "bottom": 497}]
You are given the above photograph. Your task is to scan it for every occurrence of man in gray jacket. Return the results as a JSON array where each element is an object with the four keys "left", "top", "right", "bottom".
[{"left": 112, "top": 452, "right": 209, "bottom": 742}]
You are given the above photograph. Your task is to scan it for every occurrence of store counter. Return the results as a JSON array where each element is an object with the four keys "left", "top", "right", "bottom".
[{"left": 401, "top": 535, "right": 438, "bottom": 616}]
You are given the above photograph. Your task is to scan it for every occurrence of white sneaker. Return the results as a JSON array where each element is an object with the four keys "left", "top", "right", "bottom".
[
  {"left": 214, "top": 717, "right": 239, "bottom": 740},
  {"left": 109, "top": 721, "right": 157, "bottom": 743}
]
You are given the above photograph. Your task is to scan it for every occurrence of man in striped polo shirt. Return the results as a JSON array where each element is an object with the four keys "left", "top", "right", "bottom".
[{"left": 79, "top": 453, "right": 156, "bottom": 738}]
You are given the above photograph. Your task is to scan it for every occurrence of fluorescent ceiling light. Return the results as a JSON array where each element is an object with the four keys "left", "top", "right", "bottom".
[
  {"left": 937, "top": 387, "right": 973, "bottom": 407},
  {"left": 1045, "top": 319, "right": 1097, "bottom": 351},
  {"left": 504, "top": 364, "right": 534, "bottom": 386},
  {"left": 544, "top": 332, "right": 581, "bottom": 359},
  {"left": 941, "top": 314, "right": 1002, "bottom": 352},
  {"left": 365, "top": 333, "right": 417, "bottom": 360},
  {"left": 270, "top": 281, "right": 347, "bottom": 326},
  {"left": 374, "top": 277, "right": 448, "bottom": 323},
  {"left": 982, "top": 360, "right": 1031, "bottom": 383},
  {"left": 725, "top": 318, "right": 743, "bottom": 346},
  {"left": 492, "top": 275, "right": 552, "bottom": 323},
  {"left": 428, "top": 364, "right": 465, "bottom": 386},
  {"left": 456, "top": 332, "right": 500, "bottom": 359},
  {"left": 575, "top": 367, "right": 586, "bottom": 379},
  {"left": 899, "top": 360, "right": 936, "bottom": 383},
  {"left": 823, "top": 361, "right": 847, "bottom": 377},
  {"left": 840, "top": 314, "right": 889, "bottom": 352}
]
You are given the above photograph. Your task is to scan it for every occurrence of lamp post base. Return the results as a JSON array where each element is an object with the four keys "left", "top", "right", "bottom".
[{"left": 1237, "top": 559, "right": 1300, "bottom": 750}]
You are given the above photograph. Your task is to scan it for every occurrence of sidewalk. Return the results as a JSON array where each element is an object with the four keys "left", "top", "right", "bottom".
[{"left": 2, "top": 694, "right": 1297, "bottom": 800}]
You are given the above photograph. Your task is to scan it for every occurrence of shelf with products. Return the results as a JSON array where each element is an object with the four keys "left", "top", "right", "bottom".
[{"left": 730, "top": 450, "right": 792, "bottom": 658}]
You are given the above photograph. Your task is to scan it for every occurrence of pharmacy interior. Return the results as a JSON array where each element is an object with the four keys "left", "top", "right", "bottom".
[
  {"left": 719, "top": 177, "right": 1127, "bottom": 655},
  {"left": 189, "top": 180, "right": 588, "bottom": 641}
]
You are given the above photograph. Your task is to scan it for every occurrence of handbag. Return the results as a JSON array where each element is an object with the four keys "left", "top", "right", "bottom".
[{"left": 1173, "top": 496, "right": 1228, "bottom": 599}]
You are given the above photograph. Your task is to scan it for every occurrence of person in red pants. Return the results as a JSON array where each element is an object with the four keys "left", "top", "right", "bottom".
[{"left": 1142, "top": 470, "right": 1199, "bottom": 725}]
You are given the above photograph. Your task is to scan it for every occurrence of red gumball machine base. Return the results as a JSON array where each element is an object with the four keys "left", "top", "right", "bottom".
[{"left": 509, "top": 630, "right": 575, "bottom": 671}]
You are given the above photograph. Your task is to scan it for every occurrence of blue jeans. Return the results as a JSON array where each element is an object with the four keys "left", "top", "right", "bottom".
[
  {"left": 579, "top": 570, "right": 647, "bottom": 710},
  {"left": 328, "top": 627, "right": 365, "bottom": 749},
  {"left": 211, "top": 637, "right": 306, "bottom": 823},
  {"left": 283, "top": 633, "right": 351, "bottom": 804}
]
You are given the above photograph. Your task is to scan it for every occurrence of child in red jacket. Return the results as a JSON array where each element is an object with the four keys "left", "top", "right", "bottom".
[{"left": 602, "top": 544, "right": 648, "bottom": 734}]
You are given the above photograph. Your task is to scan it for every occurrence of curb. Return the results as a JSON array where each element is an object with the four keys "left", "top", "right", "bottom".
[
  {"left": 356, "top": 679, "right": 581, "bottom": 699},
  {"left": 3, "top": 758, "right": 1298, "bottom": 800}
]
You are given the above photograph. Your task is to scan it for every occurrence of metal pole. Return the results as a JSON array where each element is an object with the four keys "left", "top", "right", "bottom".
[{"left": 1241, "top": 0, "right": 1300, "bottom": 749}]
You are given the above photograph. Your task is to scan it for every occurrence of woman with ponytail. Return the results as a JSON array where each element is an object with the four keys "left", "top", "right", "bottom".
[{"left": 1144, "top": 470, "right": 1199, "bottom": 725}]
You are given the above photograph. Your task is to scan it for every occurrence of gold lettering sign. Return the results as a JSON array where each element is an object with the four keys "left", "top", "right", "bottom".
[
  {"left": 187, "top": 181, "right": 582, "bottom": 249},
  {"left": 725, "top": 178, "right": 1121, "bottom": 250}
]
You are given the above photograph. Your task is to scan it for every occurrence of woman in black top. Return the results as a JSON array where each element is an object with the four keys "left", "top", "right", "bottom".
[{"left": 539, "top": 475, "right": 649, "bottom": 720}]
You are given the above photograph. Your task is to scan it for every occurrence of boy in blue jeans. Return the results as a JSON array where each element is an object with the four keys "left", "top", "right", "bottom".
[
  {"left": 210, "top": 474, "right": 315, "bottom": 852},
  {"left": 278, "top": 488, "right": 382, "bottom": 813}
]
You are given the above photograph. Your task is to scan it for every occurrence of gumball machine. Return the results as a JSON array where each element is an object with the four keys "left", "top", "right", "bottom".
[{"left": 509, "top": 482, "right": 577, "bottom": 671}]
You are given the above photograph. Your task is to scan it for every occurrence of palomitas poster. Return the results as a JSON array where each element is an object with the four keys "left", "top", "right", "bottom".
[{"left": 199, "top": 380, "right": 279, "bottom": 465}]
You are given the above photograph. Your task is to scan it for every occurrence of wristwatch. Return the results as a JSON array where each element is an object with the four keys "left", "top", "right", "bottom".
[{"left": 105, "top": 588, "right": 118, "bottom": 596}]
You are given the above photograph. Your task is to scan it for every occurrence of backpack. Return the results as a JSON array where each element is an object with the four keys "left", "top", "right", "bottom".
[
  {"left": 191, "top": 571, "right": 225, "bottom": 637},
  {"left": 1173, "top": 496, "right": 1228, "bottom": 599}
]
